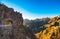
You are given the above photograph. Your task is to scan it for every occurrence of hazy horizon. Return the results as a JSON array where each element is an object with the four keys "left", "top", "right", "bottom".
[{"left": 0, "top": 0, "right": 60, "bottom": 20}]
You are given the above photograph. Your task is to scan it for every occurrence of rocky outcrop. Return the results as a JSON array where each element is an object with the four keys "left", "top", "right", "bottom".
[
  {"left": 35, "top": 16, "right": 60, "bottom": 39},
  {"left": 35, "top": 26, "right": 60, "bottom": 39},
  {"left": 0, "top": 4, "right": 36, "bottom": 39}
]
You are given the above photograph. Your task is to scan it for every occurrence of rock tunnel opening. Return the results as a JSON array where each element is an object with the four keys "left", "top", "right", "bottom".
[{"left": 6, "top": 20, "right": 13, "bottom": 25}]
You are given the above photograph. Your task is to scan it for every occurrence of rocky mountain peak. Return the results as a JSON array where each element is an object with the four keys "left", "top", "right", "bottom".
[{"left": 0, "top": 4, "right": 36, "bottom": 39}]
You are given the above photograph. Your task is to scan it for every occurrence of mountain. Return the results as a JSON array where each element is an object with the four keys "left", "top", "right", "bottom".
[
  {"left": 0, "top": 4, "right": 36, "bottom": 39},
  {"left": 35, "top": 16, "right": 60, "bottom": 39},
  {"left": 23, "top": 17, "right": 50, "bottom": 34}
]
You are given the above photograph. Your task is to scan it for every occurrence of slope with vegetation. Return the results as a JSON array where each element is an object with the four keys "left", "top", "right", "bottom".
[{"left": 35, "top": 16, "right": 60, "bottom": 39}]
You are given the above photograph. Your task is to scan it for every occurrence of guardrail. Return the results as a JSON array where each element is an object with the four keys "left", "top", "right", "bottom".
[{"left": 0, "top": 24, "right": 12, "bottom": 27}]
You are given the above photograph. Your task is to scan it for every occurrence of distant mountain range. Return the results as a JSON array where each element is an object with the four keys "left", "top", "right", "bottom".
[{"left": 23, "top": 17, "right": 50, "bottom": 34}]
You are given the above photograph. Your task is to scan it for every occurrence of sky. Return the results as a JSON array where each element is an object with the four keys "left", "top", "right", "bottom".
[{"left": 0, "top": 0, "right": 60, "bottom": 20}]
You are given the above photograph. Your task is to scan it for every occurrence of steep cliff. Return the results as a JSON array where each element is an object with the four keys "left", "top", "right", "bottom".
[{"left": 0, "top": 4, "right": 36, "bottom": 39}]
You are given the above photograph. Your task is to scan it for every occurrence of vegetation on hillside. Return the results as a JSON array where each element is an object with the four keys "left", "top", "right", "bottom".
[{"left": 35, "top": 16, "right": 60, "bottom": 39}]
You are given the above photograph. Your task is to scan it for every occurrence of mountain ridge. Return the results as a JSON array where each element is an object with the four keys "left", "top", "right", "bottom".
[{"left": 35, "top": 16, "right": 60, "bottom": 39}]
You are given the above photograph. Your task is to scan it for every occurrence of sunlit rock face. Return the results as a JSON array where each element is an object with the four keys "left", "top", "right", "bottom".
[
  {"left": 35, "top": 16, "right": 60, "bottom": 39},
  {"left": 0, "top": 4, "right": 36, "bottom": 39}
]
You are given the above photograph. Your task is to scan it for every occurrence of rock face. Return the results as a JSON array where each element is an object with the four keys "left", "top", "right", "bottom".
[
  {"left": 35, "top": 16, "right": 60, "bottom": 39},
  {"left": 0, "top": 4, "right": 36, "bottom": 39},
  {"left": 23, "top": 17, "right": 50, "bottom": 34}
]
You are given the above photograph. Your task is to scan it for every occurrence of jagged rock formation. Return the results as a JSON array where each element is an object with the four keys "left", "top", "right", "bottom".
[
  {"left": 0, "top": 4, "right": 36, "bottom": 39},
  {"left": 35, "top": 16, "right": 60, "bottom": 39},
  {"left": 23, "top": 17, "right": 50, "bottom": 34}
]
